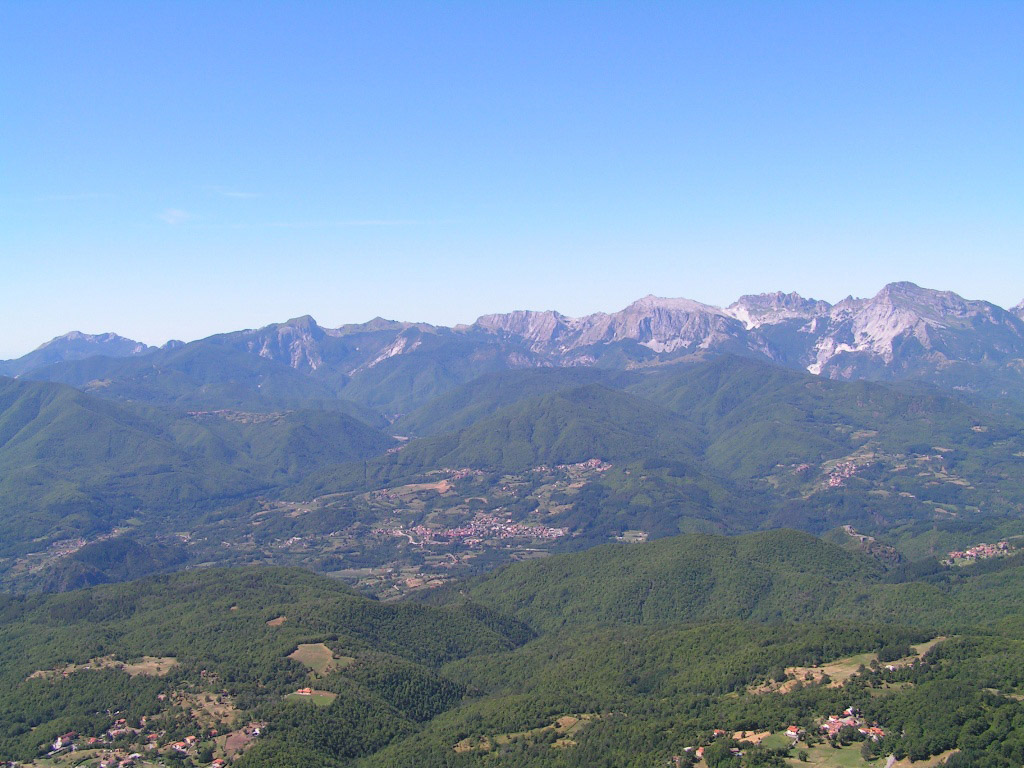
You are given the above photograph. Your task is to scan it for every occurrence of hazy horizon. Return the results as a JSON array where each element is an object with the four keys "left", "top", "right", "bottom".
[{"left": 3, "top": 278, "right": 1022, "bottom": 360}]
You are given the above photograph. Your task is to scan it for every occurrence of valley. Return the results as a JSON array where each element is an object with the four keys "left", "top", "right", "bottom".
[
  {"left": 7, "top": 0, "right": 1023, "bottom": 760},
  {"left": 2, "top": 284, "right": 1024, "bottom": 767}
]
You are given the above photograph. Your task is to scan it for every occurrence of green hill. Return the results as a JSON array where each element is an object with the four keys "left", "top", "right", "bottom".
[
  {"left": 446, "top": 529, "right": 887, "bottom": 631},
  {"left": 295, "top": 383, "right": 715, "bottom": 507},
  {"left": 6, "top": 533, "right": 1024, "bottom": 767},
  {"left": 335, "top": 329, "right": 531, "bottom": 416},
  {"left": 445, "top": 528, "right": 1024, "bottom": 636},
  {"left": 7, "top": 353, "right": 1024, "bottom": 595},
  {"left": 0, "top": 378, "right": 395, "bottom": 561},
  {"left": 287, "top": 357, "right": 1024, "bottom": 567},
  {"left": 628, "top": 355, "right": 1024, "bottom": 480},
  {"left": 0, "top": 377, "right": 249, "bottom": 553},
  {"left": 368, "top": 532, "right": 1024, "bottom": 767},
  {"left": 393, "top": 368, "right": 625, "bottom": 437},
  {"left": 392, "top": 384, "right": 704, "bottom": 472},
  {"left": 25, "top": 342, "right": 382, "bottom": 421},
  {"left": 0, "top": 567, "right": 530, "bottom": 765}
]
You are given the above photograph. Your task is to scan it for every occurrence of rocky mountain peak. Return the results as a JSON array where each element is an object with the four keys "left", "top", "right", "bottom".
[
  {"left": 471, "top": 296, "right": 750, "bottom": 358},
  {"left": 725, "top": 291, "right": 831, "bottom": 329},
  {"left": 244, "top": 316, "right": 326, "bottom": 371},
  {"left": 870, "top": 282, "right": 972, "bottom": 315},
  {"left": 803, "top": 283, "right": 1024, "bottom": 375},
  {"left": 474, "top": 309, "right": 571, "bottom": 346},
  {"left": 9, "top": 281, "right": 1022, "bottom": 394},
  {"left": 39, "top": 331, "right": 148, "bottom": 352},
  {"left": 0, "top": 331, "right": 154, "bottom": 378},
  {"left": 591, "top": 295, "right": 745, "bottom": 354},
  {"left": 624, "top": 295, "right": 725, "bottom": 315},
  {"left": 281, "top": 315, "right": 320, "bottom": 332},
  {"left": 877, "top": 280, "right": 924, "bottom": 296}
]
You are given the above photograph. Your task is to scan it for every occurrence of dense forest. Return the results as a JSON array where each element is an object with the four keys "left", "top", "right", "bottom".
[{"left": 4, "top": 531, "right": 1024, "bottom": 767}]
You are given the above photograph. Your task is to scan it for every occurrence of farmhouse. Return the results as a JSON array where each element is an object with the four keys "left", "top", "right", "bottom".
[
  {"left": 51, "top": 731, "right": 77, "bottom": 751},
  {"left": 820, "top": 709, "right": 886, "bottom": 741}
]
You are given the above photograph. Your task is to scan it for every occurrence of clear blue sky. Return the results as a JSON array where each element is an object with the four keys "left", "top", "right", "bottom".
[{"left": 1, "top": 1, "right": 1022, "bottom": 358}]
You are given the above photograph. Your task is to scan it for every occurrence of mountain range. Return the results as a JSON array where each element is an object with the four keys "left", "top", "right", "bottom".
[
  {"left": 5, "top": 282, "right": 1024, "bottom": 416},
  {"left": 3, "top": 279, "right": 1024, "bottom": 591},
  {"left": 4, "top": 283, "right": 1024, "bottom": 767}
]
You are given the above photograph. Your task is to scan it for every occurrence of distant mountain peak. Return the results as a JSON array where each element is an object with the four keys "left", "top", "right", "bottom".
[
  {"left": 805, "top": 283, "right": 1024, "bottom": 375},
  {"left": 472, "top": 295, "right": 748, "bottom": 358},
  {"left": 39, "top": 330, "right": 144, "bottom": 349},
  {"left": 242, "top": 315, "right": 327, "bottom": 371},
  {"left": 625, "top": 294, "right": 725, "bottom": 315},
  {"left": 871, "top": 281, "right": 960, "bottom": 309},
  {"left": 9, "top": 281, "right": 1024, "bottom": 403},
  {"left": 0, "top": 331, "right": 154, "bottom": 377},
  {"left": 725, "top": 291, "right": 831, "bottom": 329},
  {"left": 473, "top": 309, "right": 570, "bottom": 347},
  {"left": 879, "top": 280, "right": 923, "bottom": 294},
  {"left": 281, "top": 314, "right": 319, "bottom": 330}
]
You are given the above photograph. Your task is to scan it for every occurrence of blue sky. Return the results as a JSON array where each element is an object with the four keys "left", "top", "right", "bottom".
[{"left": 1, "top": 1, "right": 1022, "bottom": 358}]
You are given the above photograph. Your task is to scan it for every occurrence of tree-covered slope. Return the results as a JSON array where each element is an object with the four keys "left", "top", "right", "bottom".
[
  {"left": 628, "top": 355, "right": 1024, "bottom": 479},
  {"left": 286, "top": 357, "right": 1024, "bottom": 571},
  {"left": 297, "top": 383, "right": 710, "bottom": 497},
  {"left": 187, "top": 408, "right": 396, "bottom": 482},
  {"left": 0, "top": 378, "right": 395, "bottom": 559},
  {"left": 0, "top": 377, "right": 251, "bottom": 553},
  {"left": 6, "top": 353, "right": 1024, "bottom": 596},
  {"left": 392, "top": 368, "right": 626, "bottom": 437},
  {"left": 378, "top": 529, "right": 1024, "bottom": 768},
  {"left": 446, "top": 528, "right": 1024, "bottom": 637},
  {"left": 7, "top": 533, "right": 1024, "bottom": 767},
  {"left": 0, "top": 567, "right": 530, "bottom": 765},
  {"left": 447, "top": 529, "right": 886, "bottom": 631},
  {"left": 395, "top": 384, "right": 704, "bottom": 471},
  {"left": 24, "top": 341, "right": 381, "bottom": 420}
]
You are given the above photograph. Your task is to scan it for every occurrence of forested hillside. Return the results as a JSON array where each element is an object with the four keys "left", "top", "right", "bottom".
[
  {"left": 381, "top": 384, "right": 706, "bottom": 473},
  {"left": 0, "top": 377, "right": 394, "bottom": 564},
  {"left": 0, "top": 567, "right": 529, "bottom": 766},
  {"left": 4, "top": 351, "right": 1024, "bottom": 592},
  {"left": 6, "top": 533, "right": 1024, "bottom": 767},
  {"left": 441, "top": 530, "right": 888, "bottom": 630}
]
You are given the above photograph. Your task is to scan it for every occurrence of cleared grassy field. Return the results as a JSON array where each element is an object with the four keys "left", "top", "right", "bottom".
[
  {"left": 287, "top": 642, "right": 353, "bottom": 676},
  {"left": 753, "top": 638, "right": 946, "bottom": 695},
  {"left": 759, "top": 732, "right": 796, "bottom": 750},
  {"left": 285, "top": 690, "right": 337, "bottom": 706},
  {"left": 732, "top": 730, "right": 772, "bottom": 744},
  {"left": 784, "top": 743, "right": 867, "bottom": 767},
  {"left": 28, "top": 655, "right": 177, "bottom": 680},
  {"left": 892, "top": 749, "right": 957, "bottom": 767},
  {"left": 453, "top": 714, "right": 598, "bottom": 754}
]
